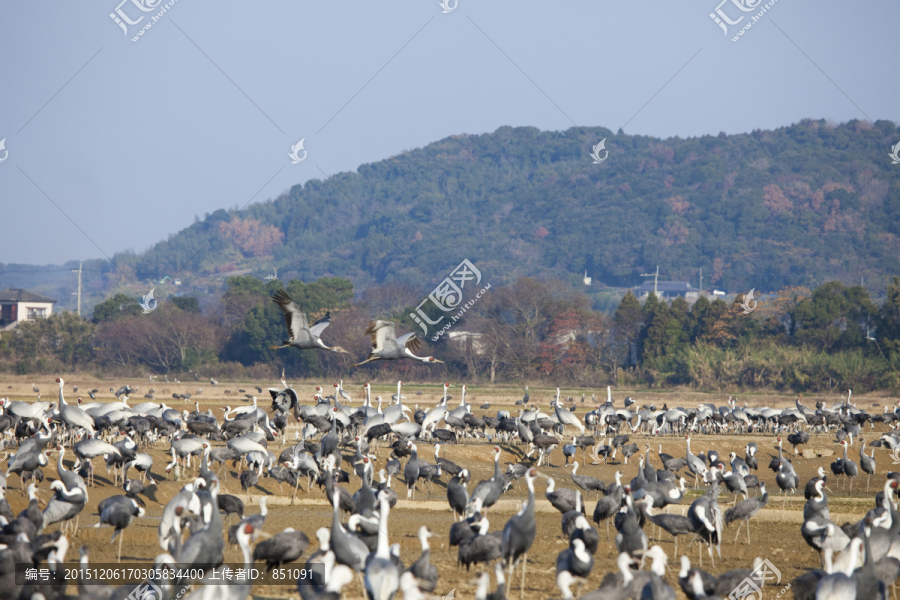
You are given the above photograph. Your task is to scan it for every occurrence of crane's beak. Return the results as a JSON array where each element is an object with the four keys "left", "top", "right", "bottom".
[{"left": 430, "top": 358, "right": 444, "bottom": 364}]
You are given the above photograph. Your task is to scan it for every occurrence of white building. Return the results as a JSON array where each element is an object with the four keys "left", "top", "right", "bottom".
[
  {"left": 0, "top": 289, "right": 57, "bottom": 330},
  {"left": 447, "top": 331, "right": 485, "bottom": 354}
]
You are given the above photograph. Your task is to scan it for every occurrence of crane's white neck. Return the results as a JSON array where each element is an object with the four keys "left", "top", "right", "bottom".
[{"left": 375, "top": 495, "right": 391, "bottom": 558}]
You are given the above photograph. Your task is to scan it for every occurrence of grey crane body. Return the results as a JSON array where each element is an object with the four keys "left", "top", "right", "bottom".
[
  {"left": 447, "top": 469, "right": 470, "bottom": 520},
  {"left": 55, "top": 378, "right": 96, "bottom": 435},
  {"left": 271, "top": 289, "right": 348, "bottom": 355},
  {"left": 253, "top": 527, "right": 310, "bottom": 571},
  {"left": 687, "top": 484, "right": 722, "bottom": 567},
  {"left": 458, "top": 514, "right": 501, "bottom": 571},
  {"left": 95, "top": 496, "right": 145, "bottom": 562},
  {"left": 724, "top": 482, "right": 769, "bottom": 544},
  {"left": 471, "top": 447, "right": 503, "bottom": 511},
  {"left": 329, "top": 484, "right": 368, "bottom": 572},
  {"left": 501, "top": 468, "right": 538, "bottom": 599},
  {"left": 403, "top": 444, "right": 420, "bottom": 500},
  {"left": 42, "top": 479, "right": 87, "bottom": 531},
  {"left": 615, "top": 495, "right": 648, "bottom": 567},
  {"left": 545, "top": 477, "right": 583, "bottom": 515},
  {"left": 642, "top": 497, "right": 696, "bottom": 555}
]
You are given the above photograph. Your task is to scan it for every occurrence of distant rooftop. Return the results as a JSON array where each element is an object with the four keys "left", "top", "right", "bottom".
[
  {"left": 0, "top": 289, "right": 57, "bottom": 303},
  {"left": 633, "top": 281, "right": 699, "bottom": 293}
]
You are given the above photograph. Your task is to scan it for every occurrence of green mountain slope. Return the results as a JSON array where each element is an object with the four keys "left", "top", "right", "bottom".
[{"left": 115, "top": 119, "right": 900, "bottom": 293}]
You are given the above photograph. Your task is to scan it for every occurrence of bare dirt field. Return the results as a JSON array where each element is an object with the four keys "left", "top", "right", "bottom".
[{"left": 1, "top": 376, "right": 896, "bottom": 599}]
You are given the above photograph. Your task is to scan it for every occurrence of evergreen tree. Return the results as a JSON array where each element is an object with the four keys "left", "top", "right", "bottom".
[
  {"left": 878, "top": 276, "right": 900, "bottom": 356},
  {"left": 641, "top": 296, "right": 672, "bottom": 363},
  {"left": 613, "top": 291, "right": 642, "bottom": 366},
  {"left": 688, "top": 295, "right": 711, "bottom": 342},
  {"left": 91, "top": 294, "right": 142, "bottom": 323}
]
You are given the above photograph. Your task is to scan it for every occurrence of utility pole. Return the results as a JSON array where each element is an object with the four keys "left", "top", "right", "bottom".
[
  {"left": 641, "top": 266, "right": 659, "bottom": 298},
  {"left": 71, "top": 262, "right": 82, "bottom": 317},
  {"left": 699, "top": 267, "right": 703, "bottom": 296}
]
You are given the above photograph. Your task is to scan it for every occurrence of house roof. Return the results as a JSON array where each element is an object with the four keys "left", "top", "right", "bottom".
[
  {"left": 0, "top": 289, "right": 57, "bottom": 304},
  {"left": 633, "top": 281, "right": 699, "bottom": 293}
]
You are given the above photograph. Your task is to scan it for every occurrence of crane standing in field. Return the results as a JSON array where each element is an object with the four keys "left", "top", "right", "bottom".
[
  {"left": 355, "top": 320, "right": 443, "bottom": 366},
  {"left": 553, "top": 390, "right": 585, "bottom": 436},
  {"left": 270, "top": 289, "right": 349, "bottom": 354},
  {"left": 724, "top": 481, "right": 769, "bottom": 545}
]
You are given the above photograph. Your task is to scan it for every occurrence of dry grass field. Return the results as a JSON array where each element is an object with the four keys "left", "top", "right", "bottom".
[{"left": 0, "top": 376, "right": 896, "bottom": 599}]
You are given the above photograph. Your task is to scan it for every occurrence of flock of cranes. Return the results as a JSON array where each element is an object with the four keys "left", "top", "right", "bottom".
[
  {"left": 0, "top": 287, "right": 896, "bottom": 599},
  {"left": 0, "top": 373, "right": 896, "bottom": 600}
]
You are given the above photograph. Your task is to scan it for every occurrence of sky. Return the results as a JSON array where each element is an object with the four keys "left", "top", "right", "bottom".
[{"left": 0, "top": 0, "right": 896, "bottom": 266}]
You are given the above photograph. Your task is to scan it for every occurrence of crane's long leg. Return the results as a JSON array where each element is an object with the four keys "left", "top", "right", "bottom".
[
  {"left": 290, "top": 476, "right": 301, "bottom": 505},
  {"left": 747, "top": 521, "right": 751, "bottom": 545},
  {"left": 118, "top": 533, "right": 124, "bottom": 563},
  {"left": 733, "top": 521, "right": 743, "bottom": 544},
  {"left": 520, "top": 553, "right": 527, "bottom": 600}
]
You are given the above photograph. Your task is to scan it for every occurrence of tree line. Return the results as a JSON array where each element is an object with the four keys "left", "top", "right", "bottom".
[{"left": 1, "top": 275, "right": 898, "bottom": 392}]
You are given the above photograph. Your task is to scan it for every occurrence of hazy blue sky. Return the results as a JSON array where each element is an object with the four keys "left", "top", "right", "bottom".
[{"left": 0, "top": 1, "right": 896, "bottom": 265}]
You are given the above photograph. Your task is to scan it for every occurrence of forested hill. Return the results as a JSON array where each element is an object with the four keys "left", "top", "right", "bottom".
[{"left": 118, "top": 119, "right": 900, "bottom": 293}]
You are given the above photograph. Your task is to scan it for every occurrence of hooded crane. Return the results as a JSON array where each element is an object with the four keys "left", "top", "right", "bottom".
[
  {"left": 641, "top": 497, "right": 696, "bottom": 557},
  {"left": 354, "top": 320, "right": 443, "bottom": 366},
  {"left": 546, "top": 477, "right": 582, "bottom": 515},
  {"left": 382, "top": 381, "right": 409, "bottom": 425},
  {"left": 55, "top": 378, "right": 95, "bottom": 437},
  {"left": 74, "top": 434, "right": 121, "bottom": 488},
  {"left": 421, "top": 384, "right": 451, "bottom": 432},
  {"left": 7, "top": 447, "right": 49, "bottom": 490},
  {"left": 364, "top": 489, "right": 400, "bottom": 600},
  {"left": 724, "top": 481, "right": 768, "bottom": 545},
  {"left": 458, "top": 513, "right": 501, "bottom": 571},
  {"left": 182, "top": 478, "right": 226, "bottom": 570},
  {"left": 54, "top": 446, "right": 87, "bottom": 497},
  {"left": 407, "top": 526, "right": 438, "bottom": 592},
  {"left": 470, "top": 446, "right": 503, "bottom": 513},
  {"left": 404, "top": 442, "right": 421, "bottom": 500},
  {"left": 447, "top": 469, "right": 470, "bottom": 521},
  {"left": 569, "top": 462, "right": 604, "bottom": 500},
  {"left": 687, "top": 472, "right": 722, "bottom": 568},
  {"left": 253, "top": 527, "right": 309, "bottom": 571},
  {"left": 859, "top": 439, "right": 876, "bottom": 492},
  {"left": 329, "top": 480, "right": 368, "bottom": 574},
  {"left": 270, "top": 289, "right": 349, "bottom": 355},
  {"left": 501, "top": 468, "right": 538, "bottom": 600},
  {"left": 94, "top": 496, "right": 145, "bottom": 562},
  {"left": 553, "top": 391, "right": 585, "bottom": 435},
  {"left": 836, "top": 440, "right": 858, "bottom": 491},
  {"left": 43, "top": 479, "right": 87, "bottom": 535},
  {"left": 593, "top": 471, "right": 625, "bottom": 540}
]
